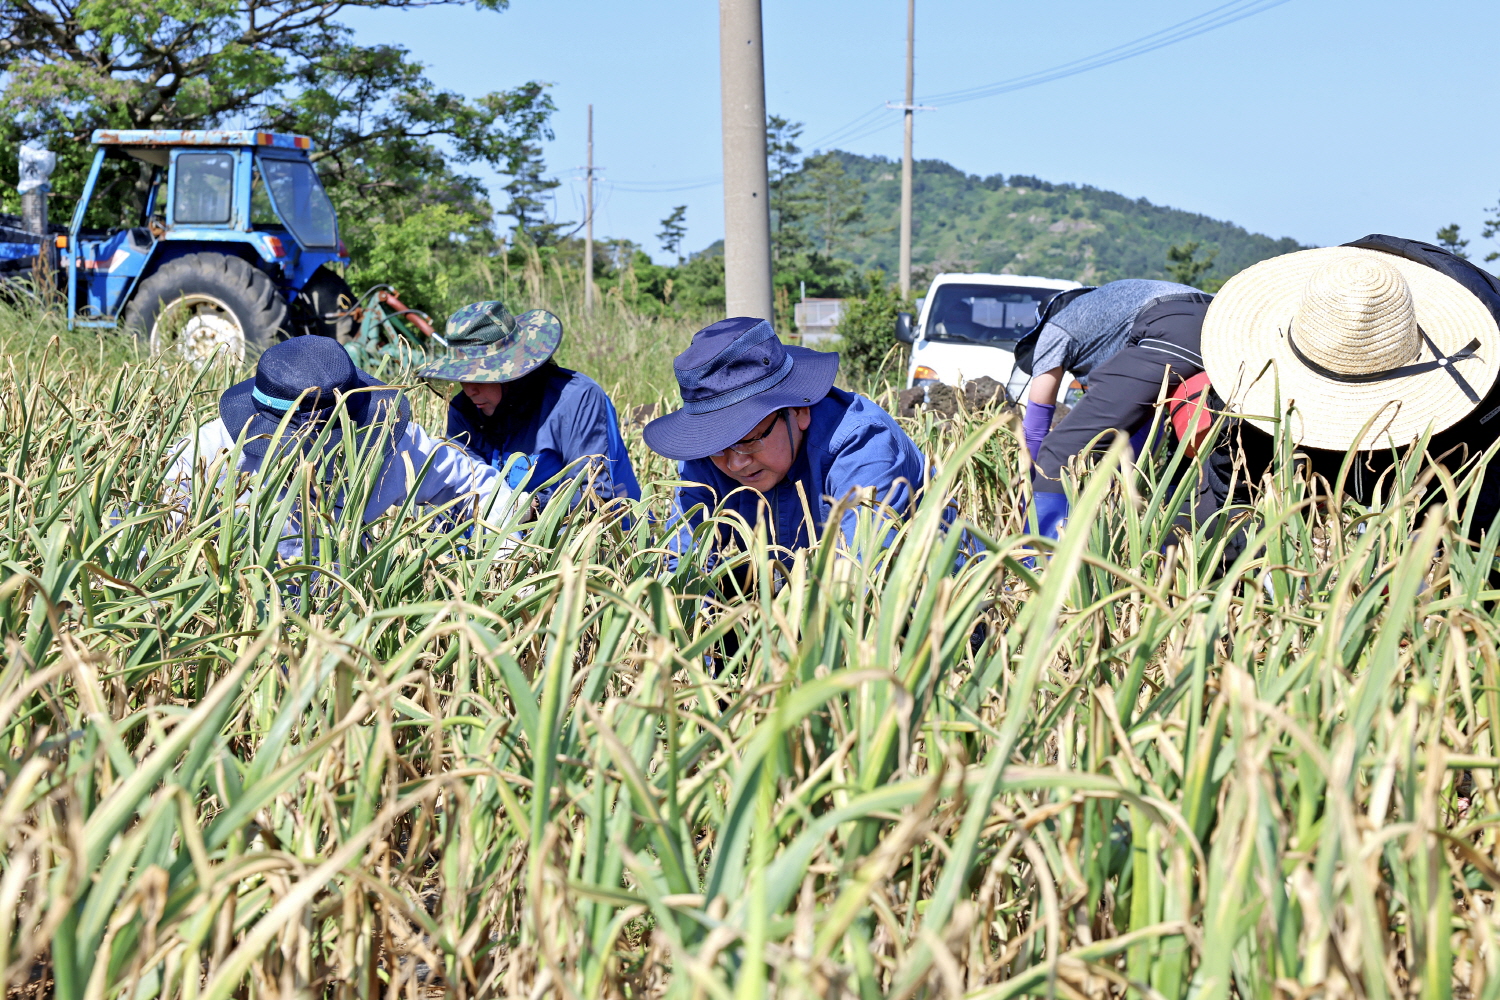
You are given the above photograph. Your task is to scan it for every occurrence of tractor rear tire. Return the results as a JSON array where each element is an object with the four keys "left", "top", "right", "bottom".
[
  {"left": 124, "top": 252, "right": 290, "bottom": 366},
  {"left": 294, "top": 266, "right": 356, "bottom": 341}
]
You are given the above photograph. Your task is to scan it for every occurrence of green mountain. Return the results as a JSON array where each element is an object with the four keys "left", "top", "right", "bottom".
[{"left": 823, "top": 152, "right": 1308, "bottom": 287}]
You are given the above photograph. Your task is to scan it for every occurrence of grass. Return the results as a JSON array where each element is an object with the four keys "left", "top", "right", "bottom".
[
  {"left": 1, "top": 294, "right": 1499, "bottom": 1000},
  {"left": 468, "top": 241, "right": 707, "bottom": 410}
]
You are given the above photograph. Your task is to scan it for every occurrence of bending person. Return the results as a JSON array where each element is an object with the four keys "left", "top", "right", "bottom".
[
  {"left": 418, "top": 300, "right": 640, "bottom": 505},
  {"left": 165, "top": 335, "right": 506, "bottom": 561},
  {"left": 1020, "top": 278, "right": 1211, "bottom": 463},
  {"left": 643, "top": 316, "right": 930, "bottom": 562},
  {"left": 1035, "top": 237, "right": 1500, "bottom": 552},
  {"left": 1201, "top": 237, "right": 1500, "bottom": 534},
  {"left": 1030, "top": 298, "right": 1228, "bottom": 540}
]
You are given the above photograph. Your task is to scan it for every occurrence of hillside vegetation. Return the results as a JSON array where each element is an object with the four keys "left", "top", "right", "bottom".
[{"left": 825, "top": 152, "right": 1307, "bottom": 286}]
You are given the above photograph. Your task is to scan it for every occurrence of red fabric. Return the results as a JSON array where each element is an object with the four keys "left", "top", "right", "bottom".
[{"left": 1168, "top": 372, "right": 1214, "bottom": 447}]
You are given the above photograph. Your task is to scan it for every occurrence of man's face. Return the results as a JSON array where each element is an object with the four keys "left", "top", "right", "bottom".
[
  {"left": 708, "top": 407, "right": 811, "bottom": 492},
  {"left": 461, "top": 381, "right": 505, "bottom": 417}
]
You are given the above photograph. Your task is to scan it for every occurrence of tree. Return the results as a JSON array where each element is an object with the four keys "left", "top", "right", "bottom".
[
  {"left": 502, "top": 138, "right": 566, "bottom": 246},
  {"left": 836, "top": 273, "right": 912, "bottom": 388},
  {"left": 266, "top": 45, "right": 556, "bottom": 311},
  {"left": 0, "top": 0, "right": 551, "bottom": 244},
  {"left": 766, "top": 115, "right": 809, "bottom": 262},
  {"left": 657, "top": 205, "right": 688, "bottom": 263},
  {"left": 1166, "top": 241, "right": 1218, "bottom": 288},
  {"left": 795, "top": 153, "right": 866, "bottom": 257},
  {"left": 1482, "top": 199, "right": 1500, "bottom": 262},
  {"left": 1436, "top": 223, "right": 1471, "bottom": 260}
]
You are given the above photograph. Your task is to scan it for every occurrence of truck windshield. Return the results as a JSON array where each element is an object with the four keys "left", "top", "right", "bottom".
[
  {"left": 924, "top": 283, "right": 1057, "bottom": 345},
  {"left": 260, "top": 158, "right": 337, "bottom": 248}
]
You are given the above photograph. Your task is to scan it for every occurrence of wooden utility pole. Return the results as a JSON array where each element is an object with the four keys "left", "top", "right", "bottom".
[
  {"left": 584, "top": 104, "right": 595, "bottom": 313},
  {"left": 898, "top": 0, "right": 915, "bottom": 299},
  {"left": 719, "top": 0, "right": 773, "bottom": 321}
]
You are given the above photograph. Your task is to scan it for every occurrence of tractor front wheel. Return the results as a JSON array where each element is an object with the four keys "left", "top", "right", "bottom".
[{"left": 124, "top": 253, "right": 290, "bottom": 366}]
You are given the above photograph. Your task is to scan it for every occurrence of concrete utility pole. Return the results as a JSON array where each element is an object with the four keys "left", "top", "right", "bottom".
[
  {"left": 898, "top": 0, "right": 915, "bottom": 299},
  {"left": 584, "top": 104, "right": 595, "bottom": 313},
  {"left": 719, "top": 0, "right": 773, "bottom": 321}
]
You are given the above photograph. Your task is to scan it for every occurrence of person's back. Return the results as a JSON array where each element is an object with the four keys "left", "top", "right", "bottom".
[
  {"left": 1032, "top": 279, "right": 1210, "bottom": 384},
  {"left": 1022, "top": 279, "right": 1211, "bottom": 462},
  {"left": 165, "top": 335, "right": 504, "bottom": 561}
]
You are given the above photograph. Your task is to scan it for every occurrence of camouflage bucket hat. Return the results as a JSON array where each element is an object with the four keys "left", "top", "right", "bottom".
[{"left": 416, "top": 301, "right": 563, "bottom": 384}]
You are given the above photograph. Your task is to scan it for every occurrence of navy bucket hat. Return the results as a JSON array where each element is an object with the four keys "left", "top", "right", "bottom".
[
  {"left": 643, "top": 317, "right": 839, "bottom": 461},
  {"left": 219, "top": 335, "right": 411, "bottom": 460}
]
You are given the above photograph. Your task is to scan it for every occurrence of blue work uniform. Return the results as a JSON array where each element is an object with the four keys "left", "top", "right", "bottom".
[
  {"left": 673, "top": 388, "right": 930, "bottom": 559},
  {"left": 446, "top": 365, "right": 641, "bottom": 504},
  {"left": 164, "top": 417, "right": 505, "bottom": 562}
]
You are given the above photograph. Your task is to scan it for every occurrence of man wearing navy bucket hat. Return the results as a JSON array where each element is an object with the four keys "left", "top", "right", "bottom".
[
  {"left": 164, "top": 335, "right": 507, "bottom": 558},
  {"left": 644, "top": 316, "right": 929, "bottom": 557}
]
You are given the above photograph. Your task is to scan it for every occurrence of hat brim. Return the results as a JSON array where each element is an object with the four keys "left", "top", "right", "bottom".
[
  {"left": 642, "top": 347, "right": 839, "bottom": 461},
  {"left": 1201, "top": 247, "right": 1500, "bottom": 451},
  {"left": 416, "top": 309, "right": 562, "bottom": 384},
  {"left": 220, "top": 367, "right": 411, "bottom": 459}
]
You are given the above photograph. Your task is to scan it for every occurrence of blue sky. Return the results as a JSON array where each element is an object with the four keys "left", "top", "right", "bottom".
[{"left": 340, "top": 0, "right": 1500, "bottom": 265}]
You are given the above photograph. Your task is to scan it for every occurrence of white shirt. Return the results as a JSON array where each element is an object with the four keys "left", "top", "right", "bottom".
[{"left": 165, "top": 418, "right": 507, "bottom": 559}]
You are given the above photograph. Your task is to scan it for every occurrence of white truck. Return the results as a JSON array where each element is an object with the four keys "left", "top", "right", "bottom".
[{"left": 894, "top": 272, "right": 1084, "bottom": 404}]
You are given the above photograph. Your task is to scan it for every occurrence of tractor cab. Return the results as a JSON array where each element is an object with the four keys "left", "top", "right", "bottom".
[{"left": 61, "top": 130, "right": 353, "bottom": 363}]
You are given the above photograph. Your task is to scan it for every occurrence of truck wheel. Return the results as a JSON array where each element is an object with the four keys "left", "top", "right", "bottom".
[
  {"left": 124, "top": 252, "right": 289, "bottom": 366},
  {"left": 294, "top": 266, "right": 356, "bottom": 341}
]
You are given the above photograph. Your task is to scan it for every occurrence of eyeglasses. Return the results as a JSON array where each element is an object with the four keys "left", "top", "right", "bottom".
[{"left": 711, "top": 410, "right": 787, "bottom": 457}]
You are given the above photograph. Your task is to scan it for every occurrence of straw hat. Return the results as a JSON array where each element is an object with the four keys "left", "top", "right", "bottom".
[{"left": 1200, "top": 247, "right": 1500, "bottom": 451}]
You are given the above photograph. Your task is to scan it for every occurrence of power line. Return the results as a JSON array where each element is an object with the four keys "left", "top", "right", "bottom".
[
  {"left": 605, "top": 177, "right": 722, "bottom": 194},
  {"left": 800, "top": 0, "right": 1294, "bottom": 150},
  {"left": 920, "top": 0, "right": 1294, "bottom": 106},
  {"left": 804, "top": 103, "right": 888, "bottom": 150}
]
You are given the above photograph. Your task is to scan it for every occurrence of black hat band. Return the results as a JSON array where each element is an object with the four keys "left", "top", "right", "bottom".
[{"left": 1286, "top": 321, "right": 1483, "bottom": 404}]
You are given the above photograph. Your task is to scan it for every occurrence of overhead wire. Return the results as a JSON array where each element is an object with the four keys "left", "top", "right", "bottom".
[
  {"left": 920, "top": 0, "right": 1294, "bottom": 106},
  {"left": 798, "top": 0, "right": 1294, "bottom": 150},
  {"left": 804, "top": 103, "right": 890, "bottom": 150},
  {"left": 548, "top": 2, "right": 1297, "bottom": 208},
  {"left": 604, "top": 177, "right": 722, "bottom": 194}
]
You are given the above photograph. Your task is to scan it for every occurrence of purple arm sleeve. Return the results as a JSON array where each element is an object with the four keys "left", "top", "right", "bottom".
[{"left": 1023, "top": 402, "right": 1055, "bottom": 461}]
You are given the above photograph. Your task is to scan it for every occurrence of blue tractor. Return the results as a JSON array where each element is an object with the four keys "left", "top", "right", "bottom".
[{"left": 5, "top": 129, "right": 357, "bottom": 363}]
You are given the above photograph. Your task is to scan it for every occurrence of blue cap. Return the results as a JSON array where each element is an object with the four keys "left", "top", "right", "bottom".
[{"left": 219, "top": 335, "right": 410, "bottom": 461}]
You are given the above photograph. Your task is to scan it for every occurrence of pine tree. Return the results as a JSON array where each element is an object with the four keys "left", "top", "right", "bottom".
[
  {"left": 1437, "top": 223, "right": 1471, "bottom": 260},
  {"left": 1482, "top": 200, "right": 1500, "bottom": 262},
  {"left": 766, "top": 115, "right": 809, "bottom": 261},
  {"left": 796, "top": 153, "right": 866, "bottom": 257},
  {"left": 503, "top": 140, "right": 567, "bottom": 246},
  {"left": 1166, "top": 241, "right": 1217, "bottom": 288},
  {"left": 657, "top": 205, "right": 687, "bottom": 263}
]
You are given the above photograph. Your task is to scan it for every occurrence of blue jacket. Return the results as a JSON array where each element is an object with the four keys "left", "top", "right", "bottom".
[
  {"left": 674, "top": 389, "right": 929, "bottom": 558},
  {"left": 447, "top": 365, "right": 641, "bottom": 503}
]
